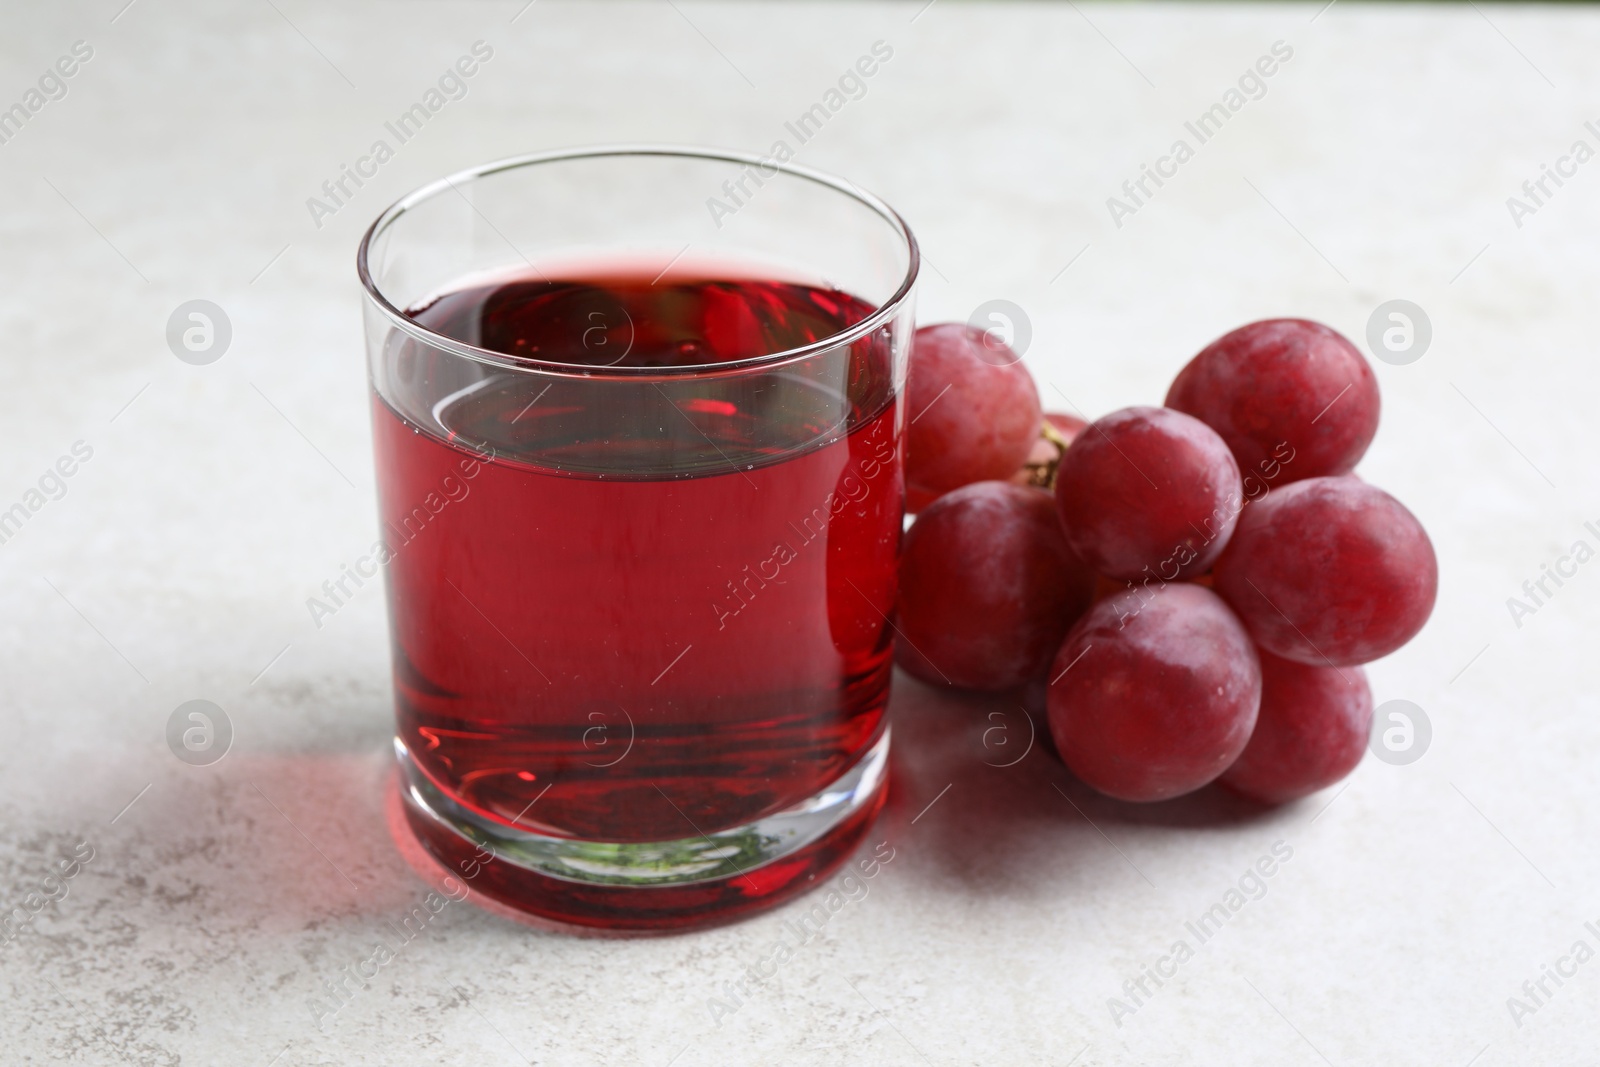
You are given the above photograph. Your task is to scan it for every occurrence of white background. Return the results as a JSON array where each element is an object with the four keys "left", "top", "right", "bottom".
[{"left": 0, "top": 2, "right": 1595, "bottom": 1064}]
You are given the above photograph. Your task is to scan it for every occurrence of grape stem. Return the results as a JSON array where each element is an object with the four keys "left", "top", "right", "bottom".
[
  {"left": 1019, "top": 420, "right": 1074, "bottom": 491},
  {"left": 1039, "top": 419, "right": 1075, "bottom": 452}
]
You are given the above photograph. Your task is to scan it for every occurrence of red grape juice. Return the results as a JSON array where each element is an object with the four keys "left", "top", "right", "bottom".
[{"left": 372, "top": 263, "right": 902, "bottom": 844}]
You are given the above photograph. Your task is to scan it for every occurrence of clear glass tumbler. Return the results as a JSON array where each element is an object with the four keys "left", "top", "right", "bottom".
[{"left": 357, "top": 147, "right": 918, "bottom": 930}]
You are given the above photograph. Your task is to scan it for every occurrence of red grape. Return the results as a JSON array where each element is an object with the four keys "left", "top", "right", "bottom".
[
  {"left": 896, "top": 482, "right": 1096, "bottom": 691},
  {"left": 905, "top": 324, "right": 1042, "bottom": 498},
  {"left": 1166, "top": 319, "right": 1379, "bottom": 485},
  {"left": 1054, "top": 406, "right": 1243, "bottom": 581},
  {"left": 1220, "top": 651, "right": 1372, "bottom": 805},
  {"left": 1047, "top": 584, "right": 1261, "bottom": 802},
  {"left": 1213, "top": 476, "right": 1437, "bottom": 666}
]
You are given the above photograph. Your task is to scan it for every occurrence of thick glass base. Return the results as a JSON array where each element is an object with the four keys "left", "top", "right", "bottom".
[{"left": 391, "top": 729, "right": 890, "bottom": 932}]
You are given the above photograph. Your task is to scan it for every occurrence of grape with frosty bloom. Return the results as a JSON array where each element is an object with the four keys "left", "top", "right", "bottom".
[
  {"left": 1166, "top": 318, "right": 1379, "bottom": 485},
  {"left": 1219, "top": 651, "right": 1374, "bottom": 805},
  {"left": 1046, "top": 584, "right": 1261, "bottom": 803},
  {"left": 904, "top": 323, "right": 1042, "bottom": 502},
  {"left": 897, "top": 482, "right": 1096, "bottom": 691},
  {"left": 1213, "top": 476, "right": 1437, "bottom": 667},
  {"left": 1054, "top": 406, "right": 1243, "bottom": 582}
]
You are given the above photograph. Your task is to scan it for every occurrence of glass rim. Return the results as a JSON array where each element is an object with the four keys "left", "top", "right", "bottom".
[{"left": 355, "top": 144, "right": 921, "bottom": 379}]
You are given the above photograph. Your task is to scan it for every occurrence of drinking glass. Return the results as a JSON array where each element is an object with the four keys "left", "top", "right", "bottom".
[{"left": 357, "top": 147, "right": 918, "bottom": 929}]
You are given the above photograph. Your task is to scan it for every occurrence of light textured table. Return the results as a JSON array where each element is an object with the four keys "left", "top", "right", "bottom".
[{"left": 1, "top": 2, "right": 1596, "bottom": 1064}]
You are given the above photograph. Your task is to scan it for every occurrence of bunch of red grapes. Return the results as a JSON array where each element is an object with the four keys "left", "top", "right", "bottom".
[{"left": 897, "top": 319, "right": 1437, "bottom": 805}]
